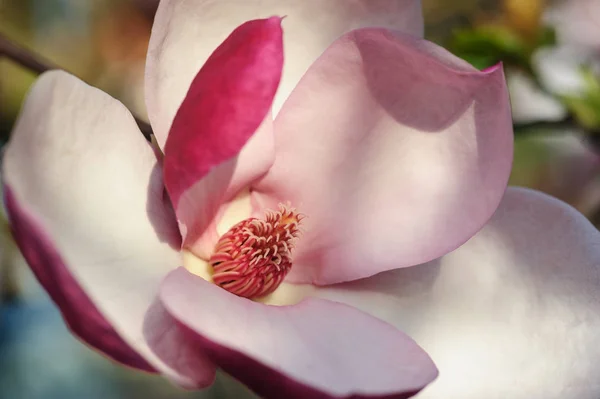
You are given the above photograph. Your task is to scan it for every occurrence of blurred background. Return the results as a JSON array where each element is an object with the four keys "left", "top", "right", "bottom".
[{"left": 1, "top": 0, "right": 599, "bottom": 397}]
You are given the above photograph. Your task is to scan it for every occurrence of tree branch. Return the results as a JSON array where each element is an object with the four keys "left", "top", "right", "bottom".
[{"left": 0, "top": 33, "right": 153, "bottom": 141}]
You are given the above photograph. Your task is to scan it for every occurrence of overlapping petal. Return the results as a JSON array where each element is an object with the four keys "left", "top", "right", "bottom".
[
  {"left": 314, "top": 187, "right": 600, "bottom": 398},
  {"left": 160, "top": 267, "right": 438, "bottom": 399},
  {"left": 253, "top": 29, "right": 513, "bottom": 285},
  {"left": 145, "top": 0, "right": 424, "bottom": 149},
  {"left": 162, "top": 17, "right": 283, "bottom": 257},
  {"left": 2, "top": 71, "right": 215, "bottom": 388}
]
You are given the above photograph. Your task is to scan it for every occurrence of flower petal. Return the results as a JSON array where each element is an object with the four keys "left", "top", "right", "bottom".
[
  {"left": 315, "top": 187, "right": 600, "bottom": 398},
  {"left": 146, "top": 0, "right": 424, "bottom": 149},
  {"left": 253, "top": 29, "right": 514, "bottom": 285},
  {"left": 3, "top": 71, "right": 215, "bottom": 387},
  {"left": 160, "top": 267, "right": 437, "bottom": 399},
  {"left": 5, "top": 188, "right": 153, "bottom": 371},
  {"left": 162, "top": 17, "right": 283, "bottom": 256}
]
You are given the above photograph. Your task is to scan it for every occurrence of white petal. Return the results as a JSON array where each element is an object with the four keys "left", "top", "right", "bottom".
[
  {"left": 3, "top": 71, "right": 214, "bottom": 387},
  {"left": 145, "top": 0, "right": 424, "bottom": 149},
  {"left": 315, "top": 187, "right": 600, "bottom": 399}
]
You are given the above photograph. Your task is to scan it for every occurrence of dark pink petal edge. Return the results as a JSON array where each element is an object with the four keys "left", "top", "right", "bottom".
[
  {"left": 4, "top": 185, "right": 154, "bottom": 372},
  {"left": 160, "top": 268, "right": 438, "bottom": 399},
  {"left": 178, "top": 329, "right": 427, "bottom": 399}
]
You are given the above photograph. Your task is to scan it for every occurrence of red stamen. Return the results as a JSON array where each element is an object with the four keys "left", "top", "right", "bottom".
[{"left": 209, "top": 204, "right": 303, "bottom": 299}]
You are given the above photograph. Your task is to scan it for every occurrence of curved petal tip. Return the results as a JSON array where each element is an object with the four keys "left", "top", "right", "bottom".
[{"left": 159, "top": 268, "right": 437, "bottom": 399}]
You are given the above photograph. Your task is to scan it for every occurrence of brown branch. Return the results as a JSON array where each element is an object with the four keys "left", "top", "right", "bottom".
[{"left": 0, "top": 33, "right": 153, "bottom": 141}]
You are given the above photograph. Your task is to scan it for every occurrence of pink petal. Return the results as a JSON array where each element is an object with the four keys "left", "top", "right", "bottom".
[
  {"left": 253, "top": 30, "right": 513, "bottom": 285},
  {"left": 160, "top": 268, "right": 437, "bottom": 399},
  {"left": 162, "top": 18, "right": 283, "bottom": 255},
  {"left": 314, "top": 187, "right": 600, "bottom": 398},
  {"left": 145, "top": 0, "right": 424, "bottom": 150},
  {"left": 3, "top": 71, "right": 215, "bottom": 388}
]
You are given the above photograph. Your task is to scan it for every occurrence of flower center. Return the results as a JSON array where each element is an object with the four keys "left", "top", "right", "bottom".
[{"left": 208, "top": 204, "right": 303, "bottom": 299}]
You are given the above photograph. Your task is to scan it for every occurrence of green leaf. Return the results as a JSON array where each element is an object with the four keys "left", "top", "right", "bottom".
[
  {"left": 450, "top": 25, "right": 531, "bottom": 69},
  {"left": 560, "top": 68, "right": 600, "bottom": 131},
  {"left": 536, "top": 26, "right": 557, "bottom": 48}
]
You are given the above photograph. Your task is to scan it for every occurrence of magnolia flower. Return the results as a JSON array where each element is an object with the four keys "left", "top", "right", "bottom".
[{"left": 3, "top": 1, "right": 600, "bottom": 399}]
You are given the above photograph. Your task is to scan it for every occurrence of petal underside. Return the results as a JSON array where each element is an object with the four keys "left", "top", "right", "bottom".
[{"left": 3, "top": 71, "right": 215, "bottom": 388}]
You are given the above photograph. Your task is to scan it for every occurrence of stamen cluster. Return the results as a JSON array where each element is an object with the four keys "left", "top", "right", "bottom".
[{"left": 209, "top": 204, "right": 303, "bottom": 299}]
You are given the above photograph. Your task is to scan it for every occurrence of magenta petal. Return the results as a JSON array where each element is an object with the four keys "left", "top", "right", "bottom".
[
  {"left": 253, "top": 29, "right": 513, "bottom": 285},
  {"left": 5, "top": 187, "right": 153, "bottom": 371},
  {"left": 160, "top": 268, "right": 438, "bottom": 399},
  {"left": 162, "top": 18, "right": 283, "bottom": 252},
  {"left": 146, "top": 0, "right": 425, "bottom": 149}
]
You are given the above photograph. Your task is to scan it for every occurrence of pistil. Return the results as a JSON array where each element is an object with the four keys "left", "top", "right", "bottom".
[{"left": 209, "top": 204, "right": 303, "bottom": 299}]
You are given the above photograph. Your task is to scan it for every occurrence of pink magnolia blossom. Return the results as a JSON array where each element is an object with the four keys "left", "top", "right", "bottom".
[{"left": 3, "top": 1, "right": 600, "bottom": 398}]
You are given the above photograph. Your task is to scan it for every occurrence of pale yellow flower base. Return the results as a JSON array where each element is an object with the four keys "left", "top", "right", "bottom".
[{"left": 182, "top": 191, "right": 314, "bottom": 306}]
